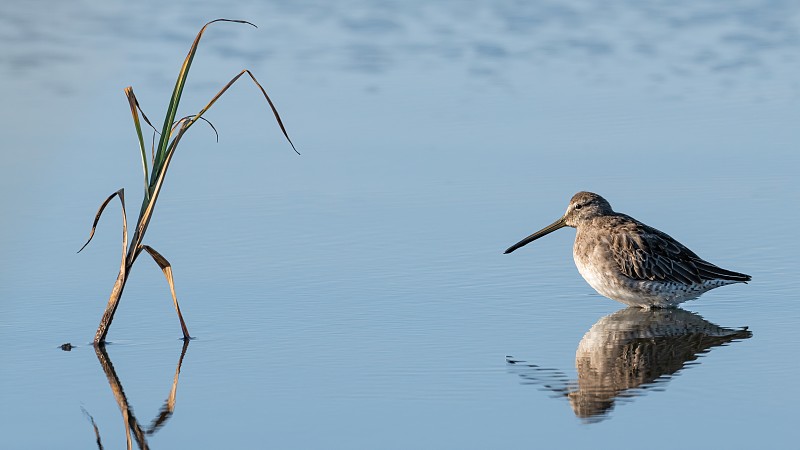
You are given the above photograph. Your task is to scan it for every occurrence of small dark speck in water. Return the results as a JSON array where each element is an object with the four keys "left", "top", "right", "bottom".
[{"left": 59, "top": 343, "right": 75, "bottom": 351}]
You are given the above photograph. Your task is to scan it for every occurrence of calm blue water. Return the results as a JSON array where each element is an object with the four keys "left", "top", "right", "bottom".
[{"left": 1, "top": 1, "right": 799, "bottom": 448}]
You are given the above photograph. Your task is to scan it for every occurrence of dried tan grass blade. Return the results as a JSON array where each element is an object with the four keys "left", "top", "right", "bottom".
[
  {"left": 140, "top": 245, "right": 191, "bottom": 340},
  {"left": 170, "top": 115, "right": 219, "bottom": 142},
  {"left": 78, "top": 189, "right": 128, "bottom": 267},
  {"left": 184, "top": 69, "right": 298, "bottom": 154}
]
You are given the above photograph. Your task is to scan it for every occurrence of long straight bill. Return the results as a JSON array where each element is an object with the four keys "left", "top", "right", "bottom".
[{"left": 504, "top": 217, "right": 567, "bottom": 254}]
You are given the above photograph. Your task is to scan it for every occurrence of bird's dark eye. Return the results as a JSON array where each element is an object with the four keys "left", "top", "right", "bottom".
[{"left": 575, "top": 204, "right": 583, "bottom": 210}]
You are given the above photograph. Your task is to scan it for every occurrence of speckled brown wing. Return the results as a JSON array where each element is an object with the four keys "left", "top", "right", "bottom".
[{"left": 609, "top": 216, "right": 750, "bottom": 284}]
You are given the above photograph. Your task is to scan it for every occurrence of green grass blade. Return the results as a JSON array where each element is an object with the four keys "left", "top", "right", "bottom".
[
  {"left": 130, "top": 121, "right": 190, "bottom": 246},
  {"left": 134, "top": 93, "right": 160, "bottom": 163},
  {"left": 151, "top": 19, "right": 256, "bottom": 182},
  {"left": 124, "top": 87, "right": 151, "bottom": 201}
]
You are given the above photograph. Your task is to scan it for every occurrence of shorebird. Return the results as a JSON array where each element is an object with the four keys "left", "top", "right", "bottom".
[{"left": 504, "top": 191, "right": 751, "bottom": 308}]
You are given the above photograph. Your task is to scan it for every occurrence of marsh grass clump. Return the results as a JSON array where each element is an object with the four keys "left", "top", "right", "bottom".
[{"left": 80, "top": 19, "right": 296, "bottom": 344}]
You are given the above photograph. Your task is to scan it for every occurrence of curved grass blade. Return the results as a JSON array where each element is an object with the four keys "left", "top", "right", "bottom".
[
  {"left": 243, "top": 70, "right": 298, "bottom": 154},
  {"left": 125, "top": 86, "right": 159, "bottom": 135},
  {"left": 170, "top": 115, "right": 219, "bottom": 142},
  {"left": 168, "top": 117, "right": 192, "bottom": 140},
  {"left": 177, "top": 69, "right": 298, "bottom": 154},
  {"left": 80, "top": 190, "right": 130, "bottom": 345},
  {"left": 139, "top": 245, "right": 191, "bottom": 340},
  {"left": 152, "top": 19, "right": 256, "bottom": 181},
  {"left": 78, "top": 189, "right": 128, "bottom": 259},
  {"left": 128, "top": 87, "right": 160, "bottom": 162},
  {"left": 130, "top": 91, "right": 159, "bottom": 133}
]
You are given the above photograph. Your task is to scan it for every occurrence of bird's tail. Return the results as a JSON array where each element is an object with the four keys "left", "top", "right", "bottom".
[{"left": 695, "top": 260, "right": 751, "bottom": 283}]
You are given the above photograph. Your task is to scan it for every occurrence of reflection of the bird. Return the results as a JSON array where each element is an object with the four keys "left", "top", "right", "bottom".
[
  {"left": 507, "top": 307, "right": 751, "bottom": 423},
  {"left": 83, "top": 340, "right": 190, "bottom": 449}
]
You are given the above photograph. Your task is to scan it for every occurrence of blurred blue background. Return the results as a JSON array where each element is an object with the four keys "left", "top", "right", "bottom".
[{"left": 1, "top": 1, "right": 798, "bottom": 448}]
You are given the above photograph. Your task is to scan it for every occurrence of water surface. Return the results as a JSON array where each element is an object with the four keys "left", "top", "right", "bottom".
[{"left": 1, "top": 1, "right": 799, "bottom": 448}]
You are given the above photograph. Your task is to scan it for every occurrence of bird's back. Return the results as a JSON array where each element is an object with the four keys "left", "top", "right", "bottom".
[
  {"left": 587, "top": 213, "right": 750, "bottom": 284},
  {"left": 573, "top": 213, "right": 750, "bottom": 307}
]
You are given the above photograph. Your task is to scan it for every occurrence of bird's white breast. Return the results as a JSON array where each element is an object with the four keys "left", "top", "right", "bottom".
[{"left": 573, "top": 234, "right": 663, "bottom": 307}]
